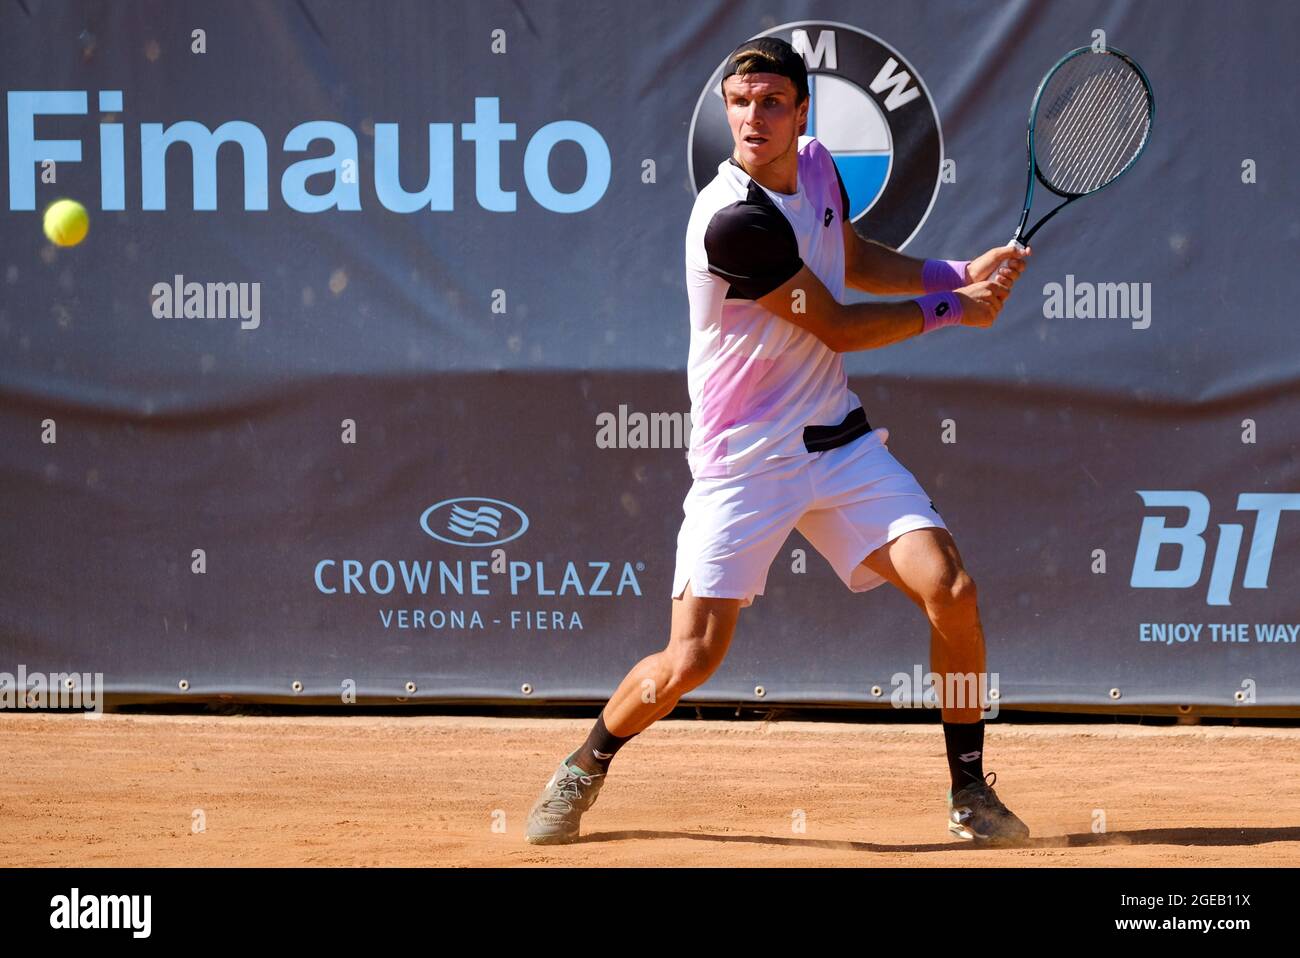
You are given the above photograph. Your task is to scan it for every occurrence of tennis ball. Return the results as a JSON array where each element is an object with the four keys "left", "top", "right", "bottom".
[{"left": 43, "top": 198, "right": 90, "bottom": 247}]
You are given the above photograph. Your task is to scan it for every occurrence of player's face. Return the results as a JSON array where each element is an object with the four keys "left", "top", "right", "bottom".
[{"left": 723, "top": 74, "right": 807, "bottom": 170}]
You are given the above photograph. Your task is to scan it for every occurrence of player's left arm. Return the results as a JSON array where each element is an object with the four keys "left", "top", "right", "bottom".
[
  {"left": 842, "top": 218, "right": 1031, "bottom": 294},
  {"left": 829, "top": 152, "right": 1029, "bottom": 293},
  {"left": 842, "top": 219, "right": 925, "bottom": 294}
]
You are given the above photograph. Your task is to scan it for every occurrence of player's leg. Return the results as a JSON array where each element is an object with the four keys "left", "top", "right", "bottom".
[
  {"left": 795, "top": 433, "right": 981, "bottom": 721},
  {"left": 859, "top": 526, "right": 1029, "bottom": 843},
  {"left": 565, "top": 467, "right": 796, "bottom": 774},
  {"left": 794, "top": 430, "right": 1027, "bottom": 843},
  {"left": 557, "top": 583, "right": 740, "bottom": 784},
  {"left": 860, "top": 527, "right": 985, "bottom": 721},
  {"left": 523, "top": 585, "right": 740, "bottom": 845},
  {"left": 599, "top": 582, "right": 742, "bottom": 738},
  {"left": 524, "top": 463, "right": 803, "bottom": 844}
]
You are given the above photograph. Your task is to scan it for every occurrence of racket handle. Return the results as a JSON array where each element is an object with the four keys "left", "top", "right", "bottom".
[{"left": 991, "top": 238, "right": 1027, "bottom": 286}]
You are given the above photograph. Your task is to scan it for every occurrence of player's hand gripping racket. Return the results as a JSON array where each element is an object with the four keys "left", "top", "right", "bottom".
[{"left": 995, "top": 46, "right": 1155, "bottom": 275}]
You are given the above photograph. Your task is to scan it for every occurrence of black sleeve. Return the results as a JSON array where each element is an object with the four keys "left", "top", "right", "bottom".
[
  {"left": 703, "top": 202, "right": 803, "bottom": 300},
  {"left": 830, "top": 157, "right": 850, "bottom": 220}
]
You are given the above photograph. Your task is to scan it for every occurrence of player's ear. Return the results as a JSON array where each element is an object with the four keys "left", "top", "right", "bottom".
[{"left": 797, "top": 97, "right": 808, "bottom": 136}]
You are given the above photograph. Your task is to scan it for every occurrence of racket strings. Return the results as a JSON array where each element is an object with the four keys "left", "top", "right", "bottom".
[
  {"left": 1047, "top": 72, "right": 1145, "bottom": 191},
  {"left": 1034, "top": 53, "right": 1152, "bottom": 195},
  {"left": 1061, "top": 72, "right": 1148, "bottom": 191},
  {"left": 1049, "top": 71, "right": 1132, "bottom": 184}
]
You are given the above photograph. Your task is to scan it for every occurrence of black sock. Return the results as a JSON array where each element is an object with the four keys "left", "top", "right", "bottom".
[
  {"left": 569, "top": 710, "right": 636, "bottom": 775},
  {"left": 943, "top": 719, "right": 985, "bottom": 794}
]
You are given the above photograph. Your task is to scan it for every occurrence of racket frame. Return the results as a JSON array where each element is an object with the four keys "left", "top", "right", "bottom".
[{"left": 1011, "top": 45, "right": 1155, "bottom": 248}]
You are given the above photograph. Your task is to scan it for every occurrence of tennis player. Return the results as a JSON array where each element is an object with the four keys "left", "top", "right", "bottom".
[{"left": 526, "top": 36, "right": 1031, "bottom": 846}]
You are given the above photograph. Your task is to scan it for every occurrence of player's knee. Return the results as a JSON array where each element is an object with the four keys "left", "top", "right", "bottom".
[
  {"left": 665, "top": 643, "right": 723, "bottom": 692},
  {"left": 926, "top": 566, "right": 977, "bottom": 613}
]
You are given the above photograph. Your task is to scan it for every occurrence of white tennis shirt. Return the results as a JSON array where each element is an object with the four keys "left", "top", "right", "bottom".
[{"left": 683, "top": 135, "right": 868, "bottom": 479}]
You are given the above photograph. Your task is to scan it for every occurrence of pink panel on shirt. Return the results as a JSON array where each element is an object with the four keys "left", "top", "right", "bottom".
[
  {"left": 800, "top": 138, "right": 835, "bottom": 218},
  {"left": 691, "top": 336, "right": 776, "bottom": 474}
]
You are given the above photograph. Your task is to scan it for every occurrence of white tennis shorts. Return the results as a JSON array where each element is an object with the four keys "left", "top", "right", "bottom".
[{"left": 672, "top": 426, "right": 947, "bottom": 608}]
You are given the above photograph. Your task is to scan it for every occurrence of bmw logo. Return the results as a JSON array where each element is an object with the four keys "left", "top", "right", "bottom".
[{"left": 688, "top": 20, "right": 944, "bottom": 249}]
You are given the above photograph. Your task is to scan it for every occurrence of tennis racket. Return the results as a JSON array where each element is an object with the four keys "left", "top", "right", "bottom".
[{"left": 996, "top": 46, "right": 1154, "bottom": 271}]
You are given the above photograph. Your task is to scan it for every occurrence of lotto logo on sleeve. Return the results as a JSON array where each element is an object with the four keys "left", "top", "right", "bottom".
[{"left": 688, "top": 20, "right": 944, "bottom": 249}]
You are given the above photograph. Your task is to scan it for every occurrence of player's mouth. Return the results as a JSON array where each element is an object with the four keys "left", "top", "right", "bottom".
[{"left": 743, "top": 134, "right": 768, "bottom": 146}]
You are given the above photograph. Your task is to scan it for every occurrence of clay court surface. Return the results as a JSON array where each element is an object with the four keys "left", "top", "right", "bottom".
[{"left": 3, "top": 712, "right": 1297, "bottom": 867}]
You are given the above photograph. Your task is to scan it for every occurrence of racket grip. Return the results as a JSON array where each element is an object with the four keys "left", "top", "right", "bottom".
[{"left": 991, "top": 238, "right": 1027, "bottom": 286}]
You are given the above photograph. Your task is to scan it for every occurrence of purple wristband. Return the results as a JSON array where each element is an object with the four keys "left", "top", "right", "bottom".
[
  {"left": 916, "top": 292, "right": 963, "bottom": 334},
  {"left": 922, "top": 258, "right": 970, "bottom": 292}
]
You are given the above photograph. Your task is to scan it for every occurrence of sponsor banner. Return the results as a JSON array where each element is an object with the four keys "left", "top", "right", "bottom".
[{"left": 2, "top": 2, "right": 1298, "bottom": 708}]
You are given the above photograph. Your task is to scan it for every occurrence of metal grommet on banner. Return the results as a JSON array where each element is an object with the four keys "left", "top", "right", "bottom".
[
  {"left": 520, "top": 683, "right": 533, "bottom": 695},
  {"left": 1233, "top": 689, "right": 1246, "bottom": 703},
  {"left": 1109, "top": 687, "right": 1121, "bottom": 700},
  {"left": 178, "top": 679, "right": 190, "bottom": 692},
  {"left": 405, "top": 681, "right": 417, "bottom": 694},
  {"left": 870, "top": 685, "right": 883, "bottom": 697},
  {"left": 291, "top": 680, "right": 303, "bottom": 694},
  {"left": 64, "top": 676, "right": 77, "bottom": 691},
  {"left": 988, "top": 688, "right": 1001, "bottom": 700},
  {"left": 1177, "top": 703, "right": 1192, "bottom": 714},
  {"left": 754, "top": 685, "right": 766, "bottom": 698}
]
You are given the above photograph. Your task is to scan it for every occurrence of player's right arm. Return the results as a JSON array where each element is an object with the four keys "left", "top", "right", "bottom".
[
  {"left": 702, "top": 199, "right": 1013, "bottom": 353},
  {"left": 756, "top": 264, "right": 1014, "bottom": 353}
]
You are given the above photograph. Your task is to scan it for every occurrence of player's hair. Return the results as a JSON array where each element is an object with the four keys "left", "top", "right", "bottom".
[{"left": 724, "top": 46, "right": 810, "bottom": 103}]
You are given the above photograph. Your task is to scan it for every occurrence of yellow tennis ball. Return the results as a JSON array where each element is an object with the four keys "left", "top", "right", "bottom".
[{"left": 43, "top": 198, "right": 90, "bottom": 247}]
